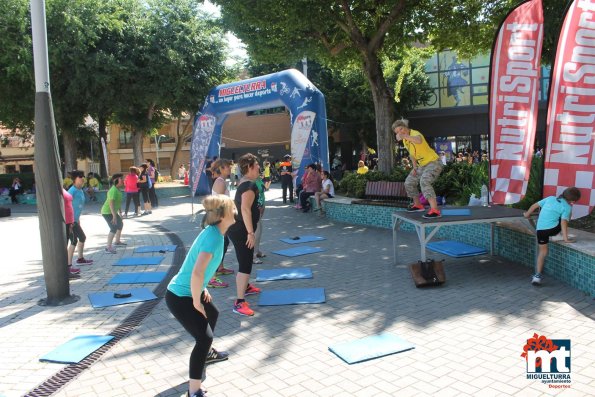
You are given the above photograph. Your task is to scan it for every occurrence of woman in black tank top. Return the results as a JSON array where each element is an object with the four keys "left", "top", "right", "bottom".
[{"left": 227, "top": 153, "right": 262, "bottom": 317}]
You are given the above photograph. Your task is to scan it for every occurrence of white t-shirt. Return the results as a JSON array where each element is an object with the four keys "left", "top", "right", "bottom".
[
  {"left": 211, "top": 176, "right": 229, "bottom": 196},
  {"left": 322, "top": 179, "right": 335, "bottom": 196}
]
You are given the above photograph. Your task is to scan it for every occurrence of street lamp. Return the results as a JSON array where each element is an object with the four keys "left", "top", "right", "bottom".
[{"left": 155, "top": 134, "right": 167, "bottom": 173}]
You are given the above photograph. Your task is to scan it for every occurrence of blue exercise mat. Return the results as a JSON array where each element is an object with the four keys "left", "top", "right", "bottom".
[
  {"left": 279, "top": 235, "right": 326, "bottom": 244},
  {"left": 441, "top": 208, "right": 471, "bottom": 216},
  {"left": 258, "top": 288, "right": 325, "bottom": 306},
  {"left": 134, "top": 245, "right": 177, "bottom": 253},
  {"left": 272, "top": 246, "right": 324, "bottom": 257},
  {"left": 328, "top": 333, "right": 415, "bottom": 364},
  {"left": 426, "top": 240, "right": 487, "bottom": 257},
  {"left": 40, "top": 335, "right": 114, "bottom": 364},
  {"left": 88, "top": 288, "right": 157, "bottom": 308},
  {"left": 114, "top": 257, "right": 164, "bottom": 266},
  {"left": 108, "top": 272, "right": 167, "bottom": 284},
  {"left": 256, "top": 267, "right": 313, "bottom": 281}
]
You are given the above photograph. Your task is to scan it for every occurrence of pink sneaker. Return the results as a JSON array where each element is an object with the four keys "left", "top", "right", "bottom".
[
  {"left": 216, "top": 267, "right": 234, "bottom": 276},
  {"left": 245, "top": 284, "right": 261, "bottom": 296},
  {"left": 208, "top": 277, "right": 229, "bottom": 288},
  {"left": 76, "top": 258, "right": 93, "bottom": 265},
  {"left": 69, "top": 266, "right": 81, "bottom": 274}
]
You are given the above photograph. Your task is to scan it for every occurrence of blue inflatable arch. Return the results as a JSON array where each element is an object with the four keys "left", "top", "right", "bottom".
[{"left": 190, "top": 69, "right": 329, "bottom": 195}]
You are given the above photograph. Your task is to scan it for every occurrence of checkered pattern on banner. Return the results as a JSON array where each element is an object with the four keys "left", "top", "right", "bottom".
[
  {"left": 543, "top": 168, "right": 595, "bottom": 219},
  {"left": 490, "top": 164, "right": 529, "bottom": 205}
]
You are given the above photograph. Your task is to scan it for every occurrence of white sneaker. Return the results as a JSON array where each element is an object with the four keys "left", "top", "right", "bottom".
[{"left": 531, "top": 274, "right": 542, "bottom": 286}]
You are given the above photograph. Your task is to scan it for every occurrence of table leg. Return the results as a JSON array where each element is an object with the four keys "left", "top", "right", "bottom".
[
  {"left": 419, "top": 225, "right": 426, "bottom": 262},
  {"left": 392, "top": 218, "right": 399, "bottom": 266}
]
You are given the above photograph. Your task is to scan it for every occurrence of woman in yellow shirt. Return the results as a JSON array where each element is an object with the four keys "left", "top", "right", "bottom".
[
  {"left": 393, "top": 119, "right": 443, "bottom": 219},
  {"left": 262, "top": 161, "right": 272, "bottom": 191},
  {"left": 356, "top": 160, "right": 368, "bottom": 175}
]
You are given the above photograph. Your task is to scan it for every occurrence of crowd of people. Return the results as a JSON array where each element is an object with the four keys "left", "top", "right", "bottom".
[{"left": 2, "top": 120, "right": 579, "bottom": 397}]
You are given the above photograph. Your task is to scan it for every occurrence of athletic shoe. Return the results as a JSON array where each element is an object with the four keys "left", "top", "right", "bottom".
[
  {"left": 105, "top": 247, "right": 117, "bottom": 254},
  {"left": 76, "top": 258, "right": 93, "bottom": 265},
  {"left": 233, "top": 301, "right": 254, "bottom": 316},
  {"left": 253, "top": 258, "right": 263, "bottom": 264},
  {"left": 208, "top": 277, "right": 228, "bottom": 288},
  {"left": 141, "top": 211, "right": 150, "bottom": 216},
  {"left": 422, "top": 208, "right": 442, "bottom": 219},
  {"left": 122, "top": 214, "right": 128, "bottom": 218},
  {"left": 190, "top": 390, "right": 207, "bottom": 397},
  {"left": 205, "top": 347, "right": 229, "bottom": 365},
  {"left": 68, "top": 272, "right": 81, "bottom": 279},
  {"left": 245, "top": 284, "right": 261, "bottom": 296},
  {"left": 406, "top": 204, "right": 425, "bottom": 212},
  {"left": 215, "top": 267, "right": 234, "bottom": 276},
  {"left": 69, "top": 266, "right": 81, "bottom": 274},
  {"left": 531, "top": 274, "right": 542, "bottom": 286},
  {"left": 113, "top": 241, "right": 128, "bottom": 246}
]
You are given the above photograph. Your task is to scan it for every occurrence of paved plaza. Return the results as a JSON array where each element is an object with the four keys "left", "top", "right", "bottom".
[{"left": 0, "top": 186, "right": 593, "bottom": 397}]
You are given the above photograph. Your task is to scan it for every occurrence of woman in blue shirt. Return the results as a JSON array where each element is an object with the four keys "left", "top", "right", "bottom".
[
  {"left": 166, "top": 194, "right": 236, "bottom": 397},
  {"left": 524, "top": 187, "right": 581, "bottom": 286}
]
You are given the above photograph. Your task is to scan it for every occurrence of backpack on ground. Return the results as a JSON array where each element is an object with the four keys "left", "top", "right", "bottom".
[{"left": 409, "top": 259, "right": 446, "bottom": 288}]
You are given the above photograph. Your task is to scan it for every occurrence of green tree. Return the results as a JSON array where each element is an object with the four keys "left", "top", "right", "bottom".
[
  {"left": 1, "top": 0, "right": 229, "bottom": 174},
  {"left": 212, "top": 0, "right": 564, "bottom": 173},
  {"left": 0, "top": 0, "right": 34, "bottom": 131},
  {"left": 111, "top": 0, "right": 229, "bottom": 168}
]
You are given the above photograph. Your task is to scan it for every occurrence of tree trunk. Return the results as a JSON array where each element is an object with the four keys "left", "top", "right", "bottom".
[
  {"left": 62, "top": 128, "right": 77, "bottom": 174},
  {"left": 98, "top": 115, "right": 108, "bottom": 178},
  {"left": 170, "top": 117, "right": 192, "bottom": 179},
  {"left": 362, "top": 52, "right": 395, "bottom": 173},
  {"left": 131, "top": 128, "right": 145, "bottom": 167}
]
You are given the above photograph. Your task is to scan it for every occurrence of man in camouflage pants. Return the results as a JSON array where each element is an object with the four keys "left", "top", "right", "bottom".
[{"left": 393, "top": 119, "right": 444, "bottom": 218}]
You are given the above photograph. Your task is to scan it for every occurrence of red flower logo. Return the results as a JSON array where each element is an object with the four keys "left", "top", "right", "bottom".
[{"left": 521, "top": 333, "right": 559, "bottom": 368}]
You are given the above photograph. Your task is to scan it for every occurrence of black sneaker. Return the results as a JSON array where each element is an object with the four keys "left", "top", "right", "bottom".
[
  {"left": 407, "top": 204, "right": 425, "bottom": 212},
  {"left": 422, "top": 209, "right": 442, "bottom": 219},
  {"left": 205, "top": 347, "right": 229, "bottom": 365},
  {"left": 190, "top": 390, "right": 207, "bottom": 397}
]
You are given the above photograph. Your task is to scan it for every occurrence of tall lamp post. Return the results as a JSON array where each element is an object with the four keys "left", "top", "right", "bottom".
[{"left": 155, "top": 134, "right": 167, "bottom": 173}]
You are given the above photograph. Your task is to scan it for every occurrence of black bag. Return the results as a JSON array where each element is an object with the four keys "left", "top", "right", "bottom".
[
  {"left": 0, "top": 207, "right": 11, "bottom": 218},
  {"left": 153, "top": 169, "right": 159, "bottom": 183},
  {"left": 409, "top": 259, "right": 446, "bottom": 288}
]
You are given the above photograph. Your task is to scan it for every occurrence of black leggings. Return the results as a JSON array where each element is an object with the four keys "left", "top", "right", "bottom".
[
  {"left": 228, "top": 227, "right": 254, "bottom": 275},
  {"left": 149, "top": 185, "right": 158, "bottom": 207},
  {"left": 222, "top": 235, "right": 230, "bottom": 262},
  {"left": 165, "top": 290, "right": 219, "bottom": 379},
  {"left": 125, "top": 192, "right": 140, "bottom": 214}
]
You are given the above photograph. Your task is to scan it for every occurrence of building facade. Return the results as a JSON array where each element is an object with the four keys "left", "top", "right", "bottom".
[{"left": 407, "top": 50, "right": 551, "bottom": 160}]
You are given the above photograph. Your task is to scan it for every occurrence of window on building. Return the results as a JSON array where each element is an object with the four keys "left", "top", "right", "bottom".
[
  {"left": 119, "top": 131, "right": 133, "bottom": 149},
  {"left": 20, "top": 165, "right": 33, "bottom": 173},
  {"left": 417, "top": 50, "right": 551, "bottom": 110},
  {"left": 120, "top": 159, "right": 134, "bottom": 172}
]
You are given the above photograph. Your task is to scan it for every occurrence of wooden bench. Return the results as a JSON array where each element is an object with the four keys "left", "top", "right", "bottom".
[
  {"left": 365, "top": 181, "right": 407, "bottom": 200},
  {"left": 351, "top": 181, "right": 409, "bottom": 207}
]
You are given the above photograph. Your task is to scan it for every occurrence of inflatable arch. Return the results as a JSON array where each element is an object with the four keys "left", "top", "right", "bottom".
[{"left": 190, "top": 69, "right": 329, "bottom": 196}]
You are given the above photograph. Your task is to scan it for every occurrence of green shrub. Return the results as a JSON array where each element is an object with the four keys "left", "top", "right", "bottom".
[
  {"left": 434, "top": 161, "right": 489, "bottom": 205},
  {"left": 512, "top": 156, "right": 543, "bottom": 210},
  {"left": 336, "top": 167, "right": 409, "bottom": 198}
]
